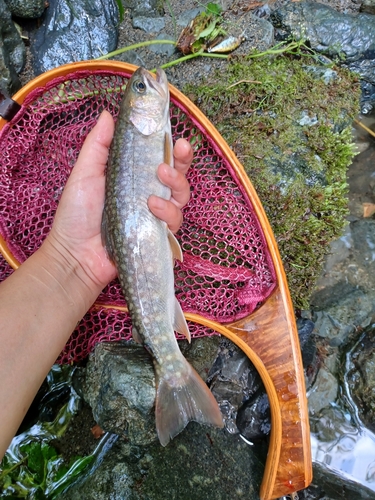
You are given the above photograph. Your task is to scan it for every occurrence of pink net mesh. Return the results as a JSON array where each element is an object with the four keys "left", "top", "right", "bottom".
[{"left": 0, "top": 69, "right": 276, "bottom": 364}]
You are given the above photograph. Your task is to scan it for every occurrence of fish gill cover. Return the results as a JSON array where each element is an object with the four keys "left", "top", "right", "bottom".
[{"left": 0, "top": 69, "right": 276, "bottom": 363}]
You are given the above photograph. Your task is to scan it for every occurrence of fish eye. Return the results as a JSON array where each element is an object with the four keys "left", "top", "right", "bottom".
[{"left": 133, "top": 80, "right": 146, "bottom": 93}]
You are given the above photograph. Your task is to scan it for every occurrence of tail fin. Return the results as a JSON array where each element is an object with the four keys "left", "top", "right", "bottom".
[{"left": 155, "top": 360, "right": 223, "bottom": 446}]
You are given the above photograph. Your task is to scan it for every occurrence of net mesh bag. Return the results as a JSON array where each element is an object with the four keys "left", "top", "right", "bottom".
[{"left": 0, "top": 68, "right": 276, "bottom": 364}]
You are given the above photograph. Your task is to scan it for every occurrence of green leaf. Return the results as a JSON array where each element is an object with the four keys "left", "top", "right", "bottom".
[
  {"left": 26, "top": 442, "right": 44, "bottom": 478},
  {"left": 206, "top": 2, "right": 222, "bottom": 16},
  {"left": 41, "top": 442, "right": 58, "bottom": 462},
  {"left": 48, "top": 455, "right": 95, "bottom": 499},
  {"left": 115, "top": 0, "right": 124, "bottom": 22}
]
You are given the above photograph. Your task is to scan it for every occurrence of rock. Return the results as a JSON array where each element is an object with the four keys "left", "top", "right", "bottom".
[
  {"left": 122, "top": 0, "right": 162, "bottom": 18},
  {"left": 0, "top": 0, "right": 25, "bottom": 96},
  {"left": 361, "top": 0, "right": 375, "bottom": 14},
  {"left": 308, "top": 367, "right": 338, "bottom": 414},
  {"left": 31, "top": 0, "right": 119, "bottom": 75},
  {"left": 78, "top": 342, "right": 157, "bottom": 446},
  {"left": 208, "top": 341, "right": 263, "bottom": 434},
  {"left": 236, "top": 391, "right": 271, "bottom": 441},
  {"left": 346, "top": 324, "right": 375, "bottom": 432},
  {"left": 4, "top": 0, "right": 45, "bottom": 18},
  {"left": 59, "top": 423, "right": 264, "bottom": 500},
  {"left": 132, "top": 16, "right": 165, "bottom": 33},
  {"left": 148, "top": 32, "right": 176, "bottom": 56},
  {"left": 270, "top": 1, "right": 375, "bottom": 113},
  {"left": 78, "top": 336, "right": 221, "bottom": 447},
  {"left": 177, "top": 7, "right": 205, "bottom": 27}
]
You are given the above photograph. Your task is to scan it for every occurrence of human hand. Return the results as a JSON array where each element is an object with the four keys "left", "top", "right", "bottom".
[{"left": 44, "top": 110, "right": 192, "bottom": 291}]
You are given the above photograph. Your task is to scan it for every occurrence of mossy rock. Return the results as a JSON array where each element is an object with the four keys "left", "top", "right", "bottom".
[{"left": 184, "top": 53, "right": 360, "bottom": 309}]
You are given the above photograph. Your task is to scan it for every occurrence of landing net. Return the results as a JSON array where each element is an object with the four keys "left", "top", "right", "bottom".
[{"left": 0, "top": 68, "right": 276, "bottom": 363}]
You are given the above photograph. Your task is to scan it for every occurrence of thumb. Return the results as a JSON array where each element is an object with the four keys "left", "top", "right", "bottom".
[{"left": 69, "top": 110, "right": 115, "bottom": 182}]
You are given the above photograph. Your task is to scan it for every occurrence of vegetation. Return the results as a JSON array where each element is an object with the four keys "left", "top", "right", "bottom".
[
  {"left": 0, "top": 366, "right": 95, "bottom": 499},
  {"left": 184, "top": 51, "right": 360, "bottom": 308}
]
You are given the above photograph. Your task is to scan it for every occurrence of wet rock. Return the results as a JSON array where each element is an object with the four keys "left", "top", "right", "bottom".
[
  {"left": 77, "top": 342, "right": 157, "bottom": 446},
  {"left": 59, "top": 422, "right": 264, "bottom": 500},
  {"left": 346, "top": 324, "right": 375, "bottom": 432},
  {"left": 31, "top": 0, "right": 119, "bottom": 75},
  {"left": 297, "top": 317, "right": 316, "bottom": 367},
  {"left": 77, "top": 337, "right": 221, "bottom": 446},
  {"left": 361, "top": 0, "right": 375, "bottom": 14},
  {"left": 0, "top": 0, "right": 25, "bottom": 96},
  {"left": 4, "top": 0, "right": 45, "bottom": 18},
  {"left": 301, "top": 462, "right": 375, "bottom": 500},
  {"left": 236, "top": 391, "right": 271, "bottom": 441},
  {"left": 308, "top": 367, "right": 338, "bottom": 415},
  {"left": 270, "top": 1, "right": 375, "bottom": 113},
  {"left": 208, "top": 341, "right": 263, "bottom": 434}
]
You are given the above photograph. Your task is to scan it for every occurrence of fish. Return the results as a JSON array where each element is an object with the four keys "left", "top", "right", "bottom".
[{"left": 101, "top": 67, "right": 223, "bottom": 446}]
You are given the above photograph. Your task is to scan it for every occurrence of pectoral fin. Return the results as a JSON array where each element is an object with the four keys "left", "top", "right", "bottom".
[
  {"left": 164, "top": 131, "right": 173, "bottom": 166},
  {"left": 132, "top": 326, "right": 142, "bottom": 344},
  {"left": 168, "top": 230, "right": 183, "bottom": 262},
  {"left": 174, "top": 298, "right": 191, "bottom": 343}
]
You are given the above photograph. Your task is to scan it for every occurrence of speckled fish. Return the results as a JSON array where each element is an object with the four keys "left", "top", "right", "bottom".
[{"left": 102, "top": 67, "right": 223, "bottom": 446}]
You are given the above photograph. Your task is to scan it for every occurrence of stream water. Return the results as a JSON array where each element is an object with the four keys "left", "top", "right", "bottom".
[{"left": 304, "top": 112, "right": 375, "bottom": 499}]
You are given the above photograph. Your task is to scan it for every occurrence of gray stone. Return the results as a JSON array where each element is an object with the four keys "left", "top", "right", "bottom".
[
  {"left": 308, "top": 367, "right": 338, "bottom": 414},
  {"left": 115, "top": 49, "right": 145, "bottom": 67},
  {"left": 31, "top": 0, "right": 119, "bottom": 75},
  {"left": 271, "top": 2, "right": 375, "bottom": 113},
  {"left": 148, "top": 33, "right": 176, "bottom": 56},
  {"left": 361, "top": 0, "right": 375, "bottom": 14},
  {"left": 132, "top": 16, "right": 165, "bottom": 33},
  {"left": 79, "top": 336, "right": 221, "bottom": 447},
  {"left": 0, "top": 0, "right": 25, "bottom": 96},
  {"left": 122, "top": 0, "right": 162, "bottom": 18},
  {"left": 346, "top": 324, "right": 375, "bottom": 432},
  {"left": 4, "top": 0, "right": 45, "bottom": 18},
  {"left": 59, "top": 423, "right": 264, "bottom": 500},
  {"left": 81, "top": 342, "right": 157, "bottom": 446},
  {"left": 177, "top": 7, "right": 205, "bottom": 27}
]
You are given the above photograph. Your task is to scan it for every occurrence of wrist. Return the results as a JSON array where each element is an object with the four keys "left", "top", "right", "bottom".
[{"left": 38, "top": 234, "right": 103, "bottom": 314}]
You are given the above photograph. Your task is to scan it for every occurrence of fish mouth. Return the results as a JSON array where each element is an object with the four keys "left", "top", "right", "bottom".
[{"left": 141, "top": 68, "right": 168, "bottom": 99}]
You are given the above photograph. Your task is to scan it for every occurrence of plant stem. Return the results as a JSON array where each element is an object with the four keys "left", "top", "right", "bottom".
[
  {"left": 0, "top": 456, "right": 28, "bottom": 480},
  {"left": 96, "top": 40, "right": 177, "bottom": 60},
  {"left": 158, "top": 50, "right": 228, "bottom": 70}
]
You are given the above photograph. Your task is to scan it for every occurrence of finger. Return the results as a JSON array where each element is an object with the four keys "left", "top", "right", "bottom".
[
  {"left": 173, "top": 138, "right": 193, "bottom": 175},
  {"left": 69, "top": 110, "right": 114, "bottom": 181},
  {"left": 148, "top": 196, "right": 183, "bottom": 234},
  {"left": 157, "top": 163, "right": 190, "bottom": 209}
]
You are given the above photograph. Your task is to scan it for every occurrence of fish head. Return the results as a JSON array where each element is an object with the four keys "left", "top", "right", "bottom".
[{"left": 123, "top": 67, "right": 170, "bottom": 136}]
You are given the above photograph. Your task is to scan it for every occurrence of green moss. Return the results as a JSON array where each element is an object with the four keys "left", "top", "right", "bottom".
[{"left": 184, "top": 53, "right": 360, "bottom": 308}]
